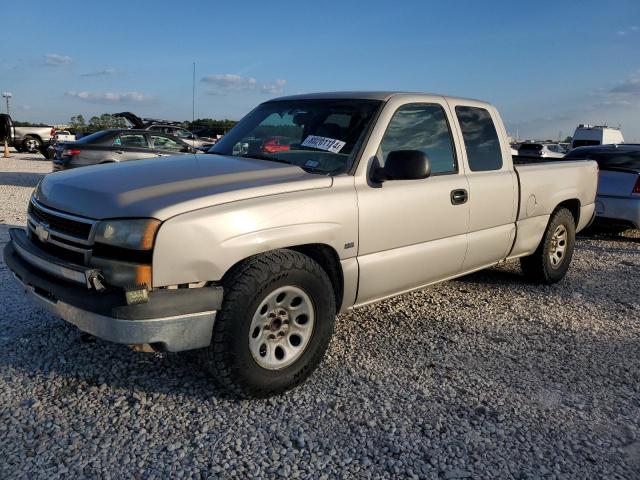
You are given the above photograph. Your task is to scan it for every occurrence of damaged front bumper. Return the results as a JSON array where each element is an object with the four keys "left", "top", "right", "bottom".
[{"left": 4, "top": 228, "right": 222, "bottom": 352}]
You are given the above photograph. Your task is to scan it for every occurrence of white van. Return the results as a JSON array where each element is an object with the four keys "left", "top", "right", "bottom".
[{"left": 571, "top": 125, "right": 624, "bottom": 149}]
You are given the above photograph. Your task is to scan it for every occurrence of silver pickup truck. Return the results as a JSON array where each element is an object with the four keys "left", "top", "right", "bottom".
[
  {"left": 4, "top": 92, "right": 598, "bottom": 397},
  {"left": 0, "top": 113, "right": 54, "bottom": 154}
]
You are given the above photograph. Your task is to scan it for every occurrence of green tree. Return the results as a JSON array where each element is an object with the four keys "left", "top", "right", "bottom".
[
  {"left": 186, "top": 118, "right": 237, "bottom": 132},
  {"left": 69, "top": 115, "right": 87, "bottom": 133}
]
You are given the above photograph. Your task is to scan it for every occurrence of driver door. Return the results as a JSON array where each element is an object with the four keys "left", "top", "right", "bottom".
[{"left": 355, "top": 101, "right": 470, "bottom": 305}]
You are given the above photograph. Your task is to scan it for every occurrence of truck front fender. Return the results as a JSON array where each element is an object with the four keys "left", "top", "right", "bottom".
[{"left": 152, "top": 181, "right": 358, "bottom": 288}]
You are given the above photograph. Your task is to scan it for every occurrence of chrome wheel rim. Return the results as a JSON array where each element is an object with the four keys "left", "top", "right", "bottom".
[
  {"left": 25, "top": 139, "right": 39, "bottom": 152},
  {"left": 249, "top": 285, "right": 315, "bottom": 370},
  {"left": 549, "top": 224, "right": 568, "bottom": 269}
]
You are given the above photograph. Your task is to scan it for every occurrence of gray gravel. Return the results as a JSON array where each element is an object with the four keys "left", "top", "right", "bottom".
[{"left": 1, "top": 152, "right": 639, "bottom": 479}]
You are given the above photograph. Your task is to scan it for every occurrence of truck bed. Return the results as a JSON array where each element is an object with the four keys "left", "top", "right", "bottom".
[{"left": 514, "top": 159, "right": 598, "bottom": 224}]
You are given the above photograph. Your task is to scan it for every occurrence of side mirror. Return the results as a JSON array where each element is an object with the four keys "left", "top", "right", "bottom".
[{"left": 372, "top": 150, "right": 431, "bottom": 182}]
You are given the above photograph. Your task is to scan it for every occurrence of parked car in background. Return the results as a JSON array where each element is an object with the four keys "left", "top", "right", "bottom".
[
  {"left": 565, "top": 144, "right": 639, "bottom": 231},
  {"left": 0, "top": 113, "right": 54, "bottom": 155},
  {"left": 518, "top": 142, "right": 565, "bottom": 159},
  {"left": 52, "top": 129, "right": 195, "bottom": 171},
  {"left": 113, "top": 112, "right": 215, "bottom": 150},
  {"left": 4, "top": 91, "right": 598, "bottom": 397},
  {"left": 571, "top": 124, "right": 624, "bottom": 149},
  {"left": 54, "top": 130, "right": 76, "bottom": 142},
  {"left": 191, "top": 125, "right": 228, "bottom": 141}
]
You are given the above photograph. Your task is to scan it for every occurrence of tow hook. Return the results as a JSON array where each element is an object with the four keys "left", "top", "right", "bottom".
[{"left": 87, "top": 271, "right": 106, "bottom": 292}]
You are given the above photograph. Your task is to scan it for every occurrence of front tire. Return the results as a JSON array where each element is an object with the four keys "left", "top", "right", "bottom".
[
  {"left": 200, "top": 249, "right": 336, "bottom": 398},
  {"left": 520, "top": 208, "right": 576, "bottom": 284}
]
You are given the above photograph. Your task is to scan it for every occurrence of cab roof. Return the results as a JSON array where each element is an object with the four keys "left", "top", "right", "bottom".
[{"left": 268, "top": 91, "right": 487, "bottom": 105}]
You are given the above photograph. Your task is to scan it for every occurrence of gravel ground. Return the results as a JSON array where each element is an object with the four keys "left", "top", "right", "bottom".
[{"left": 1, "top": 152, "right": 639, "bottom": 479}]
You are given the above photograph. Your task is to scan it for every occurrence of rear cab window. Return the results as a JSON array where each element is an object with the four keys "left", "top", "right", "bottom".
[{"left": 455, "top": 106, "right": 503, "bottom": 171}]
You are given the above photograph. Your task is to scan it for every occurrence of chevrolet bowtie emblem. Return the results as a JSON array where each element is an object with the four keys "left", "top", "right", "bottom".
[{"left": 35, "top": 222, "right": 50, "bottom": 243}]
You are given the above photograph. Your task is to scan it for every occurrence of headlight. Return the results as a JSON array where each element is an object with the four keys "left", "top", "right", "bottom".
[{"left": 94, "top": 219, "right": 160, "bottom": 250}]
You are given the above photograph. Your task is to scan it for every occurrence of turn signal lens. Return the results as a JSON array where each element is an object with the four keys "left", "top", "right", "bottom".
[{"left": 135, "top": 264, "right": 152, "bottom": 287}]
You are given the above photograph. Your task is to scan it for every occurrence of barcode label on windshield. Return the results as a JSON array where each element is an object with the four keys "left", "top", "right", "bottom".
[{"left": 301, "top": 135, "right": 346, "bottom": 153}]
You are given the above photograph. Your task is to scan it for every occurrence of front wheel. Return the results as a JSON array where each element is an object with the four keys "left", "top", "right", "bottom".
[
  {"left": 520, "top": 208, "right": 576, "bottom": 284},
  {"left": 200, "top": 249, "right": 336, "bottom": 398}
]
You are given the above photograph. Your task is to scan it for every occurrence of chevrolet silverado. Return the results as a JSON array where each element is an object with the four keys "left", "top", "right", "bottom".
[{"left": 4, "top": 92, "right": 598, "bottom": 397}]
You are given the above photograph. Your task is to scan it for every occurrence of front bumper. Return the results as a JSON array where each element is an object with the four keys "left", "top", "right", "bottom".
[{"left": 4, "top": 229, "right": 223, "bottom": 352}]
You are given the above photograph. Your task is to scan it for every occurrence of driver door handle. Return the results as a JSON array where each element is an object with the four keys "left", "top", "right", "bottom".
[{"left": 450, "top": 189, "right": 468, "bottom": 205}]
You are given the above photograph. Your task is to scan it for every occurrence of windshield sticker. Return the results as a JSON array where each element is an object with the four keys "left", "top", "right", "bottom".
[
  {"left": 304, "top": 159, "right": 320, "bottom": 168},
  {"left": 301, "top": 135, "right": 346, "bottom": 153}
]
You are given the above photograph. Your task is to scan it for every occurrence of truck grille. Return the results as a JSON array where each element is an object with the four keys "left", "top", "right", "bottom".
[
  {"left": 28, "top": 201, "right": 93, "bottom": 240},
  {"left": 27, "top": 199, "right": 97, "bottom": 266}
]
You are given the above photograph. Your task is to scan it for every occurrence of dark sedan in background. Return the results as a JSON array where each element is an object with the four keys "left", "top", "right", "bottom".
[
  {"left": 565, "top": 144, "right": 640, "bottom": 232},
  {"left": 52, "top": 129, "right": 196, "bottom": 171}
]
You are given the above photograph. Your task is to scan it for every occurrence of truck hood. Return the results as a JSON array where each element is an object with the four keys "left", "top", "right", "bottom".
[{"left": 35, "top": 154, "right": 333, "bottom": 220}]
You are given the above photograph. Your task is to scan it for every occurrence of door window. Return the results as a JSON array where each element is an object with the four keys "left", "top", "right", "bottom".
[
  {"left": 151, "top": 135, "right": 187, "bottom": 152},
  {"left": 379, "top": 104, "right": 457, "bottom": 175},
  {"left": 455, "top": 106, "right": 502, "bottom": 171},
  {"left": 114, "top": 133, "right": 148, "bottom": 148}
]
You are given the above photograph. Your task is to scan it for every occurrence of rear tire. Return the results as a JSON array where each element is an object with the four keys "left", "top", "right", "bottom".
[
  {"left": 520, "top": 208, "right": 576, "bottom": 284},
  {"left": 22, "top": 136, "right": 42, "bottom": 154},
  {"left": 200, "top": 249, "right": 336, "bottom": 398}
]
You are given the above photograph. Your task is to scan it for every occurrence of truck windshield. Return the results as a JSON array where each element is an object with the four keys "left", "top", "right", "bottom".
[{"left": 210, "top": 99, "right": 382, "bottom": 174}]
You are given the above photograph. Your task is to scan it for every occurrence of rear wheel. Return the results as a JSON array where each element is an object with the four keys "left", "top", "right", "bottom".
[
  {"left": 22, "top": 136, "right": 42, "bottom": 154},
  {"left": 520, "top": 208, "right": 576, "bottom": 284},
  {"left": 200, "top": 249, "right": 336, "bottom": 398}
]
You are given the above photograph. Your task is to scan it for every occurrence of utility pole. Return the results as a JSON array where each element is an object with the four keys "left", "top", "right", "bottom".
[
  {"left": 192, "top": 63, "right": 195, "bottom": 123},
  {"left": 2, "top": 92, "right": 12, "bottom": 115}
]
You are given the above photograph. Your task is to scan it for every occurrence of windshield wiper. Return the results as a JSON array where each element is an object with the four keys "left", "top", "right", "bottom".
[
  {"left": 239, "top": 153, "right": 292, "bottom": 165},
  {"left": 239, "top": 153, "right": 329, "bottom": 175}
]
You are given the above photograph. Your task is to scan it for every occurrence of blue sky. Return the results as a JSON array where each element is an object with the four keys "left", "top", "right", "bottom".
[{"left": 2, "top": 0, "right": 639, "bottom": 140}]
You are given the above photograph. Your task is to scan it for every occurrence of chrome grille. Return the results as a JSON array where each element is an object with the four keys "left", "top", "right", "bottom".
[
  {"left": 27, "top": 198, "right": 97, "bottom": 265},
  {"left": 28, "top": 200, "right": 93, "bottom": 240}
]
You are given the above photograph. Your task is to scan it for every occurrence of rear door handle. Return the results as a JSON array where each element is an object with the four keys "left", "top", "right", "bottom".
[
  {"left": 115, "top": 150, "right": 124, "bottom": 154},
  {"left": 450, "top": 189, "right": 468, "bottom": 205}
]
